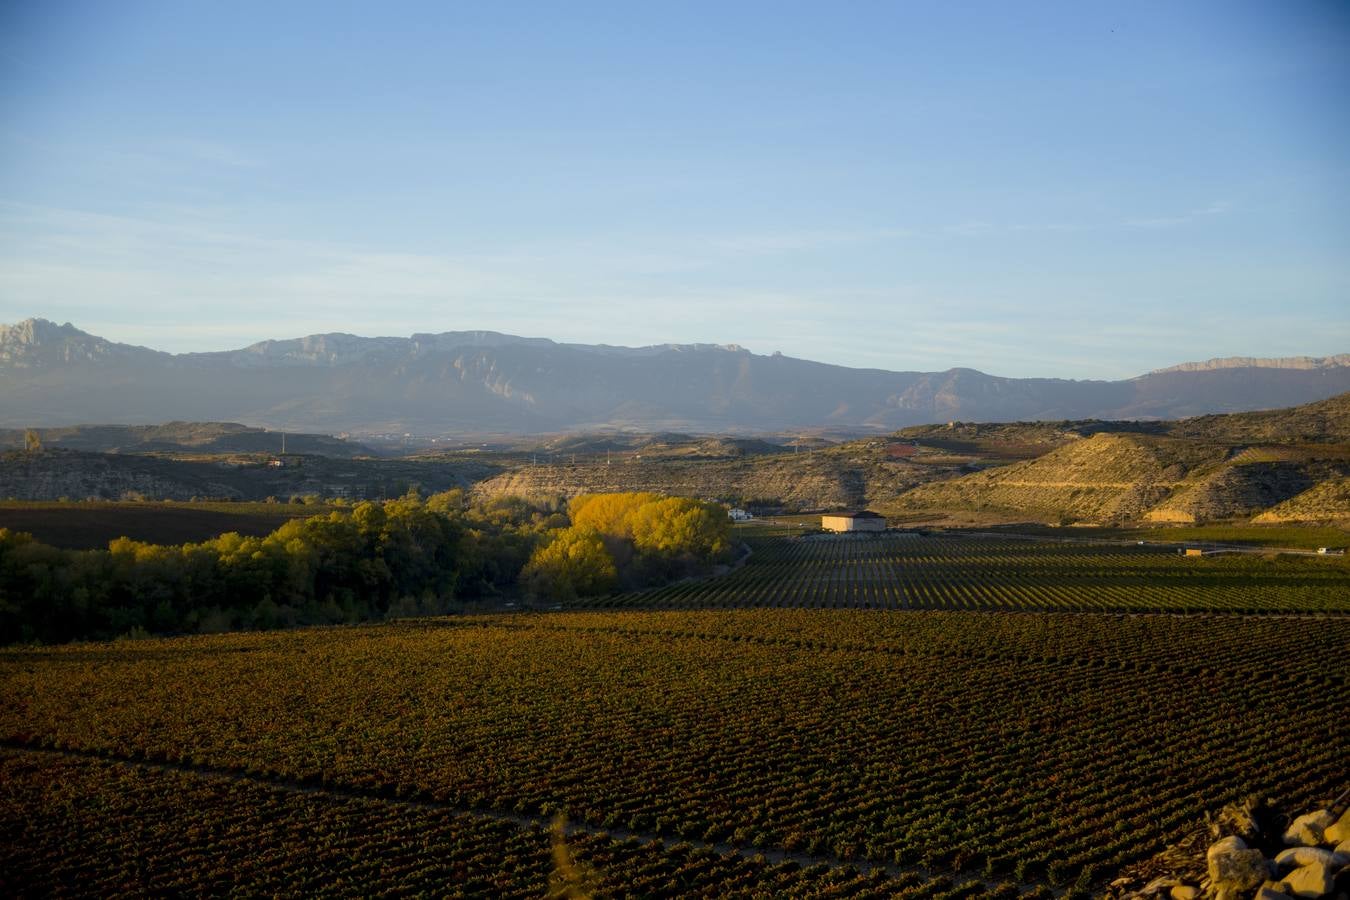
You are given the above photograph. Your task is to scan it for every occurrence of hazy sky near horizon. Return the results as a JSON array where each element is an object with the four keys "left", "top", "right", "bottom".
[{"left": 1, "top": 1, "right": 1348, "bottom": 379}]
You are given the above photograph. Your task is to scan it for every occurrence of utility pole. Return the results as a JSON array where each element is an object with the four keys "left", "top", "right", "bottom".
[{"left": 281, "top": 431, "right": 286, "bottom": 455}]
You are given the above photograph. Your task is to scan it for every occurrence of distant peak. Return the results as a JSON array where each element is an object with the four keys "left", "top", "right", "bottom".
[
  {"left": 0, "top": 318, "right": 158, "bottom": 368},
  {"left": 1149, "top": 354, "right": 1350, "bottom": 375},
  {"left": 0, "top": 317, "right": 88, "bottom": 343}
]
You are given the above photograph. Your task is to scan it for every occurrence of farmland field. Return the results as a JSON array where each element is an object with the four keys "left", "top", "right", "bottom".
[
  {"left": 2, "top": 750, "right": 988, "bottom": 899},
  {"left": 0, "top": 500, "right": 327, "bottom": 550},
  {"left": 974, "top": 523, "right": 1350, "bottom": 551},
  {"left": 595, "top": 532, "right": 1350, "bottom": 613},
  {"left": 4, "top": 596, "right": 1347, "bottom": 896}
]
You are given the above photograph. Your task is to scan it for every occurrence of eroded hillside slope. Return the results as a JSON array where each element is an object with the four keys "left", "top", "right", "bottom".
[
  {"left": 891, "top": 394, "right": 1350, "bottom": 524},
  {"left": 1144, "top": 453, "right": 1350, "bottom": 523},
  {"left": 471, "top": 441, "right": 945, "bottom": 511},
  {"left": 1253, "top": 476, "right": 1350, "bottom": 524},
  {"left": 893, "top": 434, "right": 1224, "bottom": 523}
]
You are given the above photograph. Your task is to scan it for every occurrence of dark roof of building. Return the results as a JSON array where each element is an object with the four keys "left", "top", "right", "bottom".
[{"left": 824, "top": 510, "right": 885, "bottom": 519}]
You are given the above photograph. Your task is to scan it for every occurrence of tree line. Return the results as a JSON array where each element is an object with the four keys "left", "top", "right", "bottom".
[{"left": 0, "top": 491, "right": 731, "bottom": 644}]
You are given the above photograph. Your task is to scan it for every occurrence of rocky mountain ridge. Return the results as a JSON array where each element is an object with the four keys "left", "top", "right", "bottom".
[
  {"left": 0, "top": 318, "right": 166, "bottom": 368},
  {"left": 1150, "top": 355, "right": 1350, "bottom": 374},
  {"left": 5, "top": 318, "right": 1349, "bottom": 435}
]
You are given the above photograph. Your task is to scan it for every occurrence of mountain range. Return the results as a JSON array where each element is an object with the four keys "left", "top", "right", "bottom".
[{"left": 4, "top": 318, "right": 1349, "bottom": 435}]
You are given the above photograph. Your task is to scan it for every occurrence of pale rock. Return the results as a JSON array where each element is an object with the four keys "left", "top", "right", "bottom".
[
  {"left": 1255, "top": 886, "right": 1296, "bottom": 900},
  {"left": 1209, "top": 835, "right": 1272, "bottom": 894},
  {"left": 1284, "top": 810, "right": 1336, "bottom": 847},
  {"left": 1141, "top": 875, "right": 1179, "bottom": 895},
  {"left": 1275, "top": 847, "right": 1349, "bottom": 871},
  {"left": 1280, "top": 861, "right": 1339, "bottom": 898},
  {"left": 1326, "top": 809, "right": 1350, "bottom": 846},
  {"left": 1170, "top": 885, "right": 1199, "bottom": 900}
]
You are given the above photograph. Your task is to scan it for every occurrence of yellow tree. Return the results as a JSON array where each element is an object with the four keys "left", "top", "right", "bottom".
[{"left": 521, "top": 526, "right": 617, "bottom": 600}]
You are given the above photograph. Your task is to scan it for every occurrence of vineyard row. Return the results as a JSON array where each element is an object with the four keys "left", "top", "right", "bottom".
[
  {"left": 0, "top": 747, "right": 1034, "bottom": 899},
  {"left": 5, "top": 612, "right": 1344, "bottom": 891},
  {"left": 588, "top": 535, "right": 1350, "bottom": 614}
]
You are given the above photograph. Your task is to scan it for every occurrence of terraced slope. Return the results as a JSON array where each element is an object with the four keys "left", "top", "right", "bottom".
[
  {"left": 892, "top": 424, "right": 1350, "bottom": 525},
  {"left": 472, "top": 440, "right": 950, "bottom": 511},
  {"left": 893, "top": 434, "right": 1223, "bottom": 524}
]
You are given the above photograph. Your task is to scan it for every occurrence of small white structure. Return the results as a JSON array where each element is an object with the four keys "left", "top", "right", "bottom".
[
  {"left": 821, "top": 510, "right": 887, "bottom": 533},
  {"left": 728, "top": 507, "right": 753, "bottom": 522}
]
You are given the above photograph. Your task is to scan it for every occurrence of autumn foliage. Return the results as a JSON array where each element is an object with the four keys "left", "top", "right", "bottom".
[
  {"left": 522, "top": 493, "right": 731, "bottom": 600},
  {"left": 0, "top": 491, "right": 733, "bottom": 643}
]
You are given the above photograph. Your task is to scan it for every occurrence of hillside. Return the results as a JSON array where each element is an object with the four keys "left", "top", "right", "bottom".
[
  {"left": 1252, "top": 476, "right": 1350, "bottom": 525},
  {"left": 893, "top": 433, "right": 1225, "bottom": 523},
  {"left": 0, "top": 449, "right": 493, "bottom": 502},
  {"left": 470, "top": 439, "right": 952, "bottom": 511},
  {"left": 0, "top": 422, "right": 370, "bottom": 457},
  {"left": 1161, "top": 390, "right": 1350, "bottom": 443},
  {"left": 893, "top": 391, "right": 1350, "bottom": 445},
  {"left": 531, "top": 432, "right": 790, "bottom": 460},
  {"left": 891, "top": 397, "right": 1350, "bottom": 525},
  {"left": 895, "top": 438, "right": 1350, "bottom": 526},
  {"left": 4, "top": 318, "right": 1349, "bottom": 433},
  {"left": 1143, "top": 455, "right": 1350, "bottom": 524}
]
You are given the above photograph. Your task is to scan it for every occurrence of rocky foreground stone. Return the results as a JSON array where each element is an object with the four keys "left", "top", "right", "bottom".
[{"left": 1117, "top": 798, "right": 1350, "bottom": 900}]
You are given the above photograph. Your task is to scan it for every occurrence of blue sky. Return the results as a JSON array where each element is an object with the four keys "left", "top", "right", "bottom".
[{"left": 1, "top": 1, "right": 1347, "bottom": 378}]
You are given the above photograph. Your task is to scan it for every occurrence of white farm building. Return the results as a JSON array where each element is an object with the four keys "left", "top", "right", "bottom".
[{"left": 821, "top": 510, "right": 887, "bottom": 533}]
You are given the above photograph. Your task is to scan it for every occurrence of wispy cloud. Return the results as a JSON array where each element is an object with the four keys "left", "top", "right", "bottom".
[{"left": 1123, "top": 201, "right": 1231, "bottom": 229}]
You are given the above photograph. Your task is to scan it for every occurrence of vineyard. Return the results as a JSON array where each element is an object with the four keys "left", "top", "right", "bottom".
[
  {"left": 1, "top": 750, "right": 1004, "bottom": 898},
  {"left": 3, "top": 606, "right": 1346, "bottom": 896},
  {"left": 591, "top": 533, "right": 1350, "bottom": 613}
]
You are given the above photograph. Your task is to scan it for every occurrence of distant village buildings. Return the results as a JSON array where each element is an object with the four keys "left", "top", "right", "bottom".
[
  {"left": 727, "top": 507, "right": 753, "bottom": 522},
  {"left": 821, "top": 510, "right": 887, "bottom": 533},
  {"left": 266, "top": 456, "right": 301, "bottom": 468}
]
